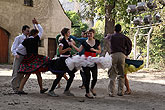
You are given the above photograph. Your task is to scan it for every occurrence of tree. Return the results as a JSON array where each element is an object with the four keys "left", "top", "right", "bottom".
[
  {"left": 65, "top": 11, "right": 88, "bottom": 37},
  {"left": 72, "top": 0, "right": 138, "bottom": 55}
]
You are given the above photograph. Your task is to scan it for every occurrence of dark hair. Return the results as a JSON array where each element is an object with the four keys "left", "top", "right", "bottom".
[
  {"left": 30, "top": 29, "right": 39, "bottom": 36},
  {"left": 82, "top": 31, "right": 87, "bottom": 36},
  {"left": 115, "top": 24, "right": 121, "bottom": 32},
  {"left": 82, "top": 30, "right": 86, "bottom": 33},
  {"left": 61, "top": 28, "right": 70, "bottom": 36},
  {"left": 22, "top": 25, "right": 30, "bottom": 32},
  {"left": 88, "top": 28, "right": 95, "bottom": 34}
]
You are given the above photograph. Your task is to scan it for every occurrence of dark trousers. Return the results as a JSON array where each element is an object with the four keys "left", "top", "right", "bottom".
[
  {"left": 50, "top": 68, "right": 77, "bottom": 92},
  {"left": 83, "top": 64, "right": 98, "bottom": 93},
  {"left": 64, "top": 68, "right": 77, "bottom": 91},
  {"left": 50, "top": 72, "right": 65, "bottom": 91},
  {"left": 80, "top": 69, "right": 86, "bottom": 86}
]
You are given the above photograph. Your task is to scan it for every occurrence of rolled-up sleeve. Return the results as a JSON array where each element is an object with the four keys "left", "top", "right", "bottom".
[
  {"left": 36, "top": 24, "right": 43, "bottom": 38},
  {"left": 11, "top": 37, "right": 19, "bottom": 56},
  {"left": 16, "top": 44, "right": 25, "bottom": 53}
]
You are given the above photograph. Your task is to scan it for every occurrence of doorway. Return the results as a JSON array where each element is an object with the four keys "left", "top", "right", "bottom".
[
  {"left": 0, "top": 28, "right": 9, "bottom": 63},
  {"left": 48, "top": 38, "right": 57, "bottom": 59}
]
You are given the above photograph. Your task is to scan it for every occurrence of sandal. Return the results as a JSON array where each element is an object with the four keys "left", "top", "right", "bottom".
[
  {"left": 124, "top": 90, "right": 131, "bottom": 95},
  {"left": 85, "top": 94, "right": 94, "bottom": 99},
  {"left": 90, "top": 89, "right": 97, "bottom": 96}
]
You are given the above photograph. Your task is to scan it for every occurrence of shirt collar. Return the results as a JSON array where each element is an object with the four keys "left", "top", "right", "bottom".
[
  {"left": 28, "top": 36, "right": 34, "bottom": 38},
  {"left": 22, "top": 34, "right": 28, "bottom": 38}
]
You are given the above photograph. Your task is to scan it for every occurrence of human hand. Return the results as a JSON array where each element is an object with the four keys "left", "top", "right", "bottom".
[
  {"left": 68, "top": 42, "right": 73, "bottom": 46},
  {"left": 90, "top": 48, "right": 95, "bottom": 52},
  {"left": 32, "top": 19, "right": 35, "bottom": 24},
  {"left": 33, "top": 18, "right": 38, "bottom": 24},
  {"left": 67, "top": 48, "right": 72, "bottom": 51}
]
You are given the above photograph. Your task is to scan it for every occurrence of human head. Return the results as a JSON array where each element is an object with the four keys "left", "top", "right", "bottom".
[
  {"left": 87, "top": 29, "right": 95, "bottom": 39},
  {"left": 30, "top": 29, "right": 39, "bottom": 37},
  {"left": 22, "top": 25, "right": 30, "bottom": 36},
  {"left": 81, "top": 31, "right": 87, "bottom": 38},
  {"left": 115, "top": 24, "right": 122, "bottom": 33},
  {"left": 61, "top": 28, "right": 70, "bottom": 37}
]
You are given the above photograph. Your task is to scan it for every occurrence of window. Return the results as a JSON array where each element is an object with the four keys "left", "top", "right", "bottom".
[{"left": 24, "top": 0, "right": 33, "bottom": 7}]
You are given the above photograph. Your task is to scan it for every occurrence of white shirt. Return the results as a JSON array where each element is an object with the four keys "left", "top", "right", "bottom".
[
  {"left": 11, "top": 24, "right": 43, "bottom": 56},
  {"left": 11, "top": 34, "right": 27, "bottom": 56}
]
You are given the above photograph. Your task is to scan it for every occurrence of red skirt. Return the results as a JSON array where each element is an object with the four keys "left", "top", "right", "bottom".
[{"left": 18, "top": 54, "right": 50, "bottom": 74}]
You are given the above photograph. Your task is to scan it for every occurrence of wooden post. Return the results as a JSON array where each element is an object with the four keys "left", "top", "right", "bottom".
[
  {"left": 134, "top": 28, "right": 140, "bottom": 60},
  {"left": 146, "top": 27, "right": 153, "bottom": 68}
]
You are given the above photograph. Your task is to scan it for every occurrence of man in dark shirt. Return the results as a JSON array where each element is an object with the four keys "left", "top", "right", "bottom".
[{"left": 105, "top": 24, "right": 132, "bottom": 97}]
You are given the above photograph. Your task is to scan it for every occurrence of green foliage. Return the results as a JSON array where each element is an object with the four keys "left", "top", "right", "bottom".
[
  {"left": 70, "top": 0, "right": 165, "bottom": 69},
  {"left": 93, "top": 20, "right": 105, "bottom": 41},
  {"left": 149, "top": 24, "right": 165, "bottom": 69},
  {"left": 65, "top": 11, "right": 88, "bottom": 36}
]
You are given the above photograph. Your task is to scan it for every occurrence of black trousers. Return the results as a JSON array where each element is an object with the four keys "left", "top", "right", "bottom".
[
  {"left": 50, "top": 68, "right": 77, "bottom": 92},
  {"left": 80, "top": 69, "right": 86, "bottom": 86},
  {"left": 83, "top": 64, "right": 98, "bottom": 93}
]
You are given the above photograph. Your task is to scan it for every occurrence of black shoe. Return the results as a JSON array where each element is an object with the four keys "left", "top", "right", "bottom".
[
  {"left": 17, "top": 91, "right": 28, "bottom": 95},
  {"left": 117, "top": 93, "right": 123, "bottom": 96},
  {"left": 85, "top": 94, "right": 94, "bottom": 99},
  {"left": 40, "top": 88, "right": 48, "bottom": 94}
]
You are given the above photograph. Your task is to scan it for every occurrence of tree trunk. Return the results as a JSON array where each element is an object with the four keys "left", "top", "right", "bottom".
[{"left": 101, "top": 0, "right": 115, "bottom": 56}]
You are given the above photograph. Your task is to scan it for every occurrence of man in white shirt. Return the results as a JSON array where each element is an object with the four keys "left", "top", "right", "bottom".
[
  {"left": 11, "top": 25, "right": 30, "bottom": 93},
  {"left": 11, "top": 18, "right": 43, "bottom": 93}
]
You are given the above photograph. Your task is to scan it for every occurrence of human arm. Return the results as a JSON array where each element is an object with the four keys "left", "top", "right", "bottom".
[
  {"left": 33, "top": 18, "right": 43, "bottom": 38},
  {"left": 58, "top": 45, "right": 72, "bottom": 55},
  {"left": 104, "top": 34, "right": 111, "bottom": 40},
  {"left": 11, "top": 37, "right": 20, "bottom": 56},
  {"left": 15, "top": 39, "right": 27, "bottom": 56},
  {"left": 70, "top": 43, "right": 84, "bottom": 52},
  {"left": 70, "top": 39, "right": 76, "bottom": 45},
  {"left": 16, "top": 44, "right": 25, "bottom": 53},
  {"left": 126, "top": 37, "right": 132, "bottom": 56},
  {"left": 90, "top": 45, "right": 101, "bottom": 54},
  {"left": 69, "top": 35, "right": 87, "bottom": 43}
]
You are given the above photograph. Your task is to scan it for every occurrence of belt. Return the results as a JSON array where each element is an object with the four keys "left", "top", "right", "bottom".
[
  {"left": 60, "top": 55, "right": 70, "bottom": 57},
  {"left": 17, "top": 52, "right": 25, "bottom": 56},
  {"left": 84, "top": 52, "right": 96, "bottom": 57}
]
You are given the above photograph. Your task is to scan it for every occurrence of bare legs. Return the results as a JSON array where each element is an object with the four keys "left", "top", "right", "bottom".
[
  {"left": 36, "top": 72, "right": 44, "bottom": 91},
  {"left": 18, "top": 72, "right": 47, "bottom": 94},
  {"left": 18, "top": 74, "right": 30, "bottom": 92},
  {"left": 124, "top": 74, "right": 131, "bottom": 94}
]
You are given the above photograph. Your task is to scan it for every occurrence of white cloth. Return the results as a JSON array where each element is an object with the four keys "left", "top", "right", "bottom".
[
  {"left": 11, "top": 34, "right": 27, "bottom": 56},
  {"left": 65, "top": 52, "right": 112, "bottom": 71},
  {"left": 16, "top": 24, "right": 43, "bottom": 53}
]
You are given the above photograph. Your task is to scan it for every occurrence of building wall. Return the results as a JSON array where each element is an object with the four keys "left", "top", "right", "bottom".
[{"left": 0, "top": 0, "right": 71, "bottom": 63}]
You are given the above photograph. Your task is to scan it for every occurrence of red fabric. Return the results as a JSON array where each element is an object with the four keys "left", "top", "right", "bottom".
[
  {"left": 84, "top": 52, "right": 96, "bottom": 57},
  {"left": 34, "top": 67, "right": 49, "bottom": 74}
]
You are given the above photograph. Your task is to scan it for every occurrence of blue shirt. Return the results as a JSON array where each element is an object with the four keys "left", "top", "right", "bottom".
[{"left": 69, "top": 35, "right": 88, "bottom": 55}]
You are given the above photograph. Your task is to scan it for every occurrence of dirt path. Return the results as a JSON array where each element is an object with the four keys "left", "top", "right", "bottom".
[{"left": 0, "top": 64, "right": 164, "bottom": 110}]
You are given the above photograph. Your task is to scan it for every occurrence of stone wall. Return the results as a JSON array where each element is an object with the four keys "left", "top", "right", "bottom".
[{"left": 0, "top": 0, "right": 71, "bottom": 63}]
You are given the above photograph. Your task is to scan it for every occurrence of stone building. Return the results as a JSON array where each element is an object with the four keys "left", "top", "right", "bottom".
[{"left": 0, "top": 0, "right": 71, "bottom": 63}]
